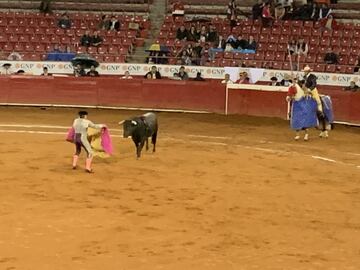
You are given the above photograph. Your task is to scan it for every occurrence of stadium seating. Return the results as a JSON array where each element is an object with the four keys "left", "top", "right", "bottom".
[
  {"left": 0, "top": 0, "right": 151, "bottom": 13},
  {"left": 154, "top": 15, "right": 360, "bottom": 73},
  {"left": 0, "top": 11, "right": 150, "bottom": 62}
]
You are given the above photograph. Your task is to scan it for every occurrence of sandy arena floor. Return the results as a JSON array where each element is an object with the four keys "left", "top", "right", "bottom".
[{"left": 0, "top": 107, "right": 359, "bottom": 270}]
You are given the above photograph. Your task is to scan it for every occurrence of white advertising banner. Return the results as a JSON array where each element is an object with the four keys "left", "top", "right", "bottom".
[{"left": 0, "top": 60, "right": 358, "bottom": 86}]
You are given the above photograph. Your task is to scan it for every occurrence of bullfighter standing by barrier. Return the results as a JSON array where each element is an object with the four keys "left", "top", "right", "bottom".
[
  {"left": 286, "top": 80, "right": 318, "bottom": 141},
  {"left": 302, "top": 65, "right": 334, "bottom": 138},
  {"left": 67, "top": 111, "right": 107, "bottom": 173}
]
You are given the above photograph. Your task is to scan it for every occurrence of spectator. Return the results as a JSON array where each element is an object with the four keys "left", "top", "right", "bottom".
[
  {"left": 280, "top": 73, "right": 293, "bottom": 86},
  {"left": 109, "top": 16, "right": 120, "bottom": 31},
  {"left": 41, "top": 67, "right": 52, "bottom": 76},
  {"left": 58, "top": 13, "right": 71, "bottom": 29},
  {"left": 224, "top": 43, "right": 234, "bottom": 53},
  {"left": 246, "top": 35, "right": 257, "bottom": 51},
  {"left": 310, "top": 2, "right": 320, "bottom": 21},
  {"left": 74, "top": 64, "right": 85, "bottom": 77},
  {"left": 270, "top": 76, "right": 281, "bottom": 86},
  {"left": 187, "top": 25, "right": 199, "bottom": 42},
  {"left": 319, "top": 3, "right": 332, "bottom": 20},
  {"left": 65, "top": 45, "right": 72, "bottom": 53},
  {"left": 145, "top": 73, "right": 153, "bottom": 79},
  {"left": 91, "top": 31, "right": 103, "bottom": 47},
  {"left": 226, "top": 34, "right": 237, "bottom": 45},
  {"left": 209, "top": 35, "right": 226, "bottom": 60},
  {"left": 121, "top": 71, "right": 133, "bottom": 79},
  {"left": 207, "top": 25, "right": 218, "bottom": 43},
  {"left": 193, "top": 72, "right": 205, "bottom": 81},
  {"left": 144, "top": 66, "right": 161, "bottom": 79},
  {"left": 324, "top": 48, "right": 338, "bottom": 64},
  {"left": 252, "top": 0, "right": 264, "bottom": 20},
  {"left": 180, "top": 50, "right": 192, "bottom": 66},
  {"left": 8, "top": 51, "right": 22, "bottom": 61},
  {"left": 39, "top": 0, "right": 51, "bottom": 13},
  {"left": 274, "top": 3, "right": 286, "bottom": 20},
  {"left": 87, "top": 65, "right": 99, "bottom": 77},
  {"left": 192, "top": 42, "right": 203, "bottom": 64},
  {"left": 296, "top": 38, "right": 308, "bottom": 56},
  {"left": 198, "top": 25, "right": 208, "bottom": 43},
  {"left": 80, "top": 30, "right": 92, "bottom": 47},
  {"left": 287, "top": 40, "right": 297, "bottom": 55},
  {"left": 261, "top": 3, "right": 274, "bottom": 27},
  {"left": 0, "top": 63, "right": 13, "bottom": 75},
  {"left": 354, "top": 59, "right": 360, "bottom": 73},
  {"left": 52, "top": 44, "right": 62, "bottom": 53},
  {"left": 236, "top": 71, "right": 250, "bottom": 84},
  {"left": 185, "top": 43, "right": 193, "bottom": 57},
  {"left": 99, "top": 15, "right": 111, "bottom": 30},
  {"left": 174, "top": 66, "right": 189, "bottom": 80},
  {"left": 234, "top": 35, "right": 248, "bottom": 50},
  {"left": 323, "top": 14, "right": 338, "bottom": 30},
  {"left": 221, "top": 73, "right": 234, "bottom": 84},
  {"left": 176, "top": 25, "right": 188, "bottom": 41},
  {"left": 344, "top": 81, "right": 359, "bottom": 92},
  {"left": 227, "top": 0, "right": 237, "bottom": 28}
]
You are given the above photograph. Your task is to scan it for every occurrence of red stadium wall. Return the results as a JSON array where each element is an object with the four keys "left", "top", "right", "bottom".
[
  {"left": 0, "top": 76, "right": 359, "bottom": 125},
  {"left": 0, "top": 77, "right": 226, "bottom": 113}
]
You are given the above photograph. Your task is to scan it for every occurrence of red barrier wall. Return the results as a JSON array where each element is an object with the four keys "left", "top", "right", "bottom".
[
  {"left": 0, "top": 76, "right": 226, "bottom": 113},
  {"left": 228, "top": 86, "right": 360, "bottom": 124},
  {"left": 0, "top": 76, "right": 359, "bottom": 124}
]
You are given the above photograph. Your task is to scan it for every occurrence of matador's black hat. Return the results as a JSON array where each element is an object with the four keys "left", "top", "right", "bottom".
[{"left": 78, "top": 111, "right": 88, "bottom": 117}]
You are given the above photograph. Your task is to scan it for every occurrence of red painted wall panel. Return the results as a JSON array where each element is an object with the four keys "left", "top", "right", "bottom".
[{"left": 0, "top": 76, "right": 359, "bottom": 124}]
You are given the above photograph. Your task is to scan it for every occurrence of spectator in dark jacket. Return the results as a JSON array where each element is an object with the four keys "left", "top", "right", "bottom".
[
  {"left": 246, "top": 35, "right": 257, "bottom": 51},
  {"left": 187, "top": 25, "right": 199, "bottom": 42},
  {"left": 206, "top": 25, "right": 218, "bottom": 43},
  {"left": 344, "top": 81, "right": 359, "bottom": 92},
  {"left": 252, "top": 0, "right": 264, "bottom": 20},
  {"left": 58, "top": 13, "right": 71, "bottom": 29},
  {"left": 99, "top": 14, "right": 111, "bottom": 30},
  {"left": 74, "top": 64, "right": 86, "bottom": 77},
  {"left": 174, "top": 66, "right": 189, "bottom": 80},
  {"left": 270, "top": 76, "right": 281, "bottom": 86},
  {"left": 80, "top": 30, "right": 92, "bottom": 47},
  {"left": 39, "top": 0, "right": 51, "bottom": 13},
  {"left": 324, "top": 49, "right": 338, "bottom": 64},
  {"left": 109, "top": 16, "right": 120, "bottom": 31},
  {"left": 234, "top": 35, "right": 248, "bottom": 50},
  {"left": 176, "top": 25, "right": 188, "bottom": 41},
  {"left": 144, "top": 66, "right": 162, "bottom": 79},
  {"left": 87, "top": 65, "right": 99, "bottom": 77},
  {"left": 91, "top": 31, "right": 103, "bottom": 47}
]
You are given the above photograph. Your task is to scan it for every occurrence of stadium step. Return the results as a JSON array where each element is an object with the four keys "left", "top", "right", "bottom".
[{"left": 126, "top": 0, "right": 166, "bottom": 63}]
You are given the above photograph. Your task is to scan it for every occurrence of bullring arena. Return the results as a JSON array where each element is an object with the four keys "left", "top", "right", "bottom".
[
  {"left": 1, "top": 0, "right": 360, "bottom": 268},
  {"left": 0, "top": 104, "right": 359, "bottom": 270}
]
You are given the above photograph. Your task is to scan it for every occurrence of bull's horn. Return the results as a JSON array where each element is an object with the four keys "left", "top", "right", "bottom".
[
  {"left": 118, "top": 120, "right": 125, "bottom": 125},
  {"left": 131, "top": 120, "right": 137, "bottom": 125}
]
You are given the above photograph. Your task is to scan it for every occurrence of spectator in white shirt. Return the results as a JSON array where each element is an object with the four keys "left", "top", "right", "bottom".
[
  {"left": 121, "top": 71, "right": 133, "bottom": 79},
  {"left": 221, "top": 73, "right": 234, "bottom": 84}
]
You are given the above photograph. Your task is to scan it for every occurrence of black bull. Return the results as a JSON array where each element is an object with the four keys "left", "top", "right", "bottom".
[{"left": 119, "top": 112, "right": 158, "bottom": 158}]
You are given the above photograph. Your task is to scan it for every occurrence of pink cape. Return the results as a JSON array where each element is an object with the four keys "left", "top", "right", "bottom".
[
  {"left": 65, "top": 126, "right": 113, "bottom": 155},
  {"left": 101, "top": 127, "right": 113, "bottom": 155}
]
